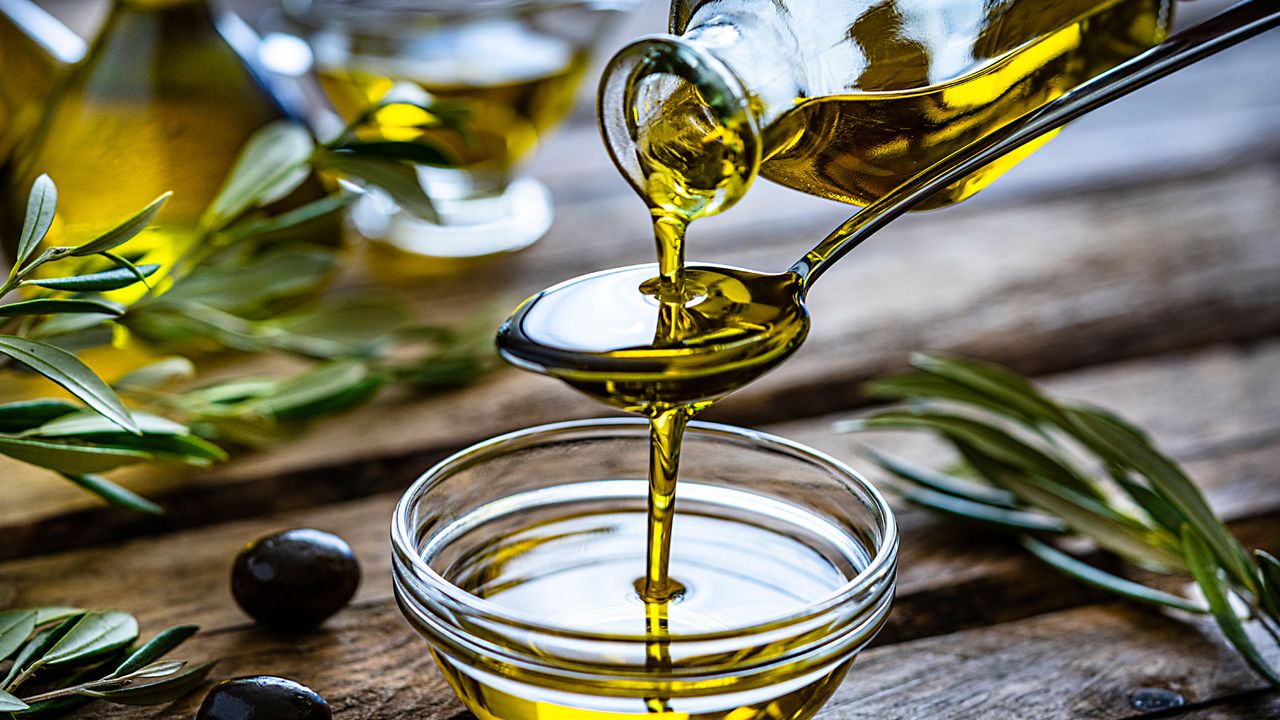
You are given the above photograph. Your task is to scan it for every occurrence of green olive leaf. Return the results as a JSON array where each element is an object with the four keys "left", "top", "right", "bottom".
[
  {"left": 1256, "top": 550, "right": 1280, "bottom": 623},
  {"left": 113, "top": 357, "right": 196, "bottom": 390},
  {"left": 1183, "top": 527, "right": 1280, "bottom": 685},
  {"left": 40, "top": 611, "right": 139, "bottom": 667},
  {"left": 314, "top": 151, "right": 438, "bottom": 221},
  {"left": 0, "top": 336, "right": 138, "bottom": 434},
  {"left": 909, "top": 353, "right": 1071, "bottom": 427},
  {"left": 854, "top": 441, "right": 1021, "bottom": 508},
  {"left": 69, "top": 192, "right": 171, "bottom": 257},
  {"left": 31, "top": 411, "right": 188, "bottom": 437},
  {"left": 838, "top": 411, "right": 1099, "bottom": 499},
  {"left": 0, "top": 399, "right": 79, "bottom": 433},
  {"left": 0, "top": 688, "right": 28, "bottom": 711},
  {"left": 1020, "top": 535, "right": 1202, "bottom": 613},
  {"left": 0, "top": 298, "right": 125, "bottom": 318},
  {"left": 0, "top": 610, "right": 37, "bottom": 662},
  {"left": 331, "top": 138, "right": 453, "bottom": 166},
  {"left": 203, "top": 121, "right": 313, "bottom": 230},
  {"left": 87, "top": 660, "right": 215, "bottom": 706},
  {"left": 28, "top": 264, "right": 161, "bottom": 292},
  {"left": 109, "top": 626, "right": 198, "bottom": 678},
  {"left": 59, "top": 474, "right": 163, "bottom": 515},
  {"left": 1068, "top": 405, "right": 1257, "bottom": 594},
  {"left": 886, "top": 477, "right": 1068, "bottom": 533},
  {"left": 14, "top": 174, "right": 56, "bottom": 271},
  {"left": 219, "top": 192, "right": 353, "bottom": 244},
  {"left": 249, "top": 360, "right": 375, "bottom": 419},
  {"left": 1, "top": 615, "right": 82, "bottom": 687},
  {"left": 33, "top": 608, "right": 84, "bottom": 625},
  {"left": 0, "top": 435, "right": 151, "bottom": 474}
]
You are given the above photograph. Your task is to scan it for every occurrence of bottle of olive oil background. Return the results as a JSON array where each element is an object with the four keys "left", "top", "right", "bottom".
[{"left": 1, "top": 0, "right": 338, "bottom": 283}]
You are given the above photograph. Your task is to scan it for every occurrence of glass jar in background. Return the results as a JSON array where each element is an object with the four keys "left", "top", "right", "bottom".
[{"left": 281, "top": 0, "right": 641, "bottom": 263}]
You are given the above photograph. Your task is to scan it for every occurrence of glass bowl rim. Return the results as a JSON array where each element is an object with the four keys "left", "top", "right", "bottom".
[{"left": 391, "top": 417, "right": 899, "bottom": 643}]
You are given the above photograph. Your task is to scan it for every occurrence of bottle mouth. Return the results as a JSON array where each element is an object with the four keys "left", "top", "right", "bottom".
[{"left": 597, "top": 35, "right": 763, "bottom": 219}]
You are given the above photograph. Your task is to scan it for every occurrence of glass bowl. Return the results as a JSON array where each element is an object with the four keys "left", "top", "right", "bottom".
[{"left": 392, "top": 418, "right": 898, "bottom": 720}]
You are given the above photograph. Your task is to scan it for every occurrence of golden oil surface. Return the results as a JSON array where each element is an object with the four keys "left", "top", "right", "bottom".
[{"left": 425, "top": 480, "right": 867, "bottom": 720}]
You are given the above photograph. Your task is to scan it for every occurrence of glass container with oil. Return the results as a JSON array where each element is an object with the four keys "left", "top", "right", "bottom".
[
  {"left": 1, "top": 0, "right": 342, "bottom": 295},
  {"left": 599, "top": 0, "right": 1174, "bottom": 218},
  {"left": 393, "top": 419, "right": 897, "bottom": 720},
  {"left": 285, "top": 0, "right": 638, "bottom": 263}
]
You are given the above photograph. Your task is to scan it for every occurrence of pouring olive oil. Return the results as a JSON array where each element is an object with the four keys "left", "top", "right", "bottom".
[{"left": 487, "top": 0, "right": 1280, "bottom": 718}]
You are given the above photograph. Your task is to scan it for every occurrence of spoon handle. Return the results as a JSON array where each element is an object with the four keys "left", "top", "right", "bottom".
[{"left": 792, "top": 0, "right": 1280, "bottom": 290}]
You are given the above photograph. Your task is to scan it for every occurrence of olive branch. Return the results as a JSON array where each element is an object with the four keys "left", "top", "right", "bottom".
[
  {"left": 839, "top": 353, "right": 1280, "bottom": 686},
  {"left": 0, "top": 102, "right": 496, "bottom": 513},
  {"left": 0, "top": 608, "right": 211, "bottom": 717}
]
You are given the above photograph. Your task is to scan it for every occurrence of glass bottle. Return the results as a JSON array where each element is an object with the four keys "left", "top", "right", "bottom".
[
  {"left": 598, "top": 0, "right": 1174, "bottom": 220},
  {"left": 1, "top": 0, "right": 339, "bottom": 283}
]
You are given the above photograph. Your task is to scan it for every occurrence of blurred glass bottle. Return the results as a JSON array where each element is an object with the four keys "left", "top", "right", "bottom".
[
  {"left": 599, "top": 0, "right": 1174, "bottom": 220},
  {"left": 1, "top": 0, "right": 339, "bottom": 287}
]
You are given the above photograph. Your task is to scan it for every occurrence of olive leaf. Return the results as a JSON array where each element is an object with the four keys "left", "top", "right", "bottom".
[
  {"left": 330, "top": 139, "right": 452, "bottom": 166},
  {"left": 59, "top": 474, "right": 163, "bottom": 515},
  {"left": 202, "top": 120, "right": 314, "bottom": 230},
  {"left": 1183, "top": 528, "right": 1280, "bottom": 685},
  {"left": 218, "top": 192, "right": 353, "bottom": 244},
  {"left": 28, "top": 264, "right": 161, "bottom": 292},
  {"left": 1065, "top": 405, "right": 1259, "bottom": 595},
  {"left": 40, "top": 612, "right": 139, "bottom": 668},
  {"left": 888, "top": 477, "right": 1068, "bottom": 533},
  {"left": 113, "top": 357, "right": 195, "bottom": 390},
  {"left": 85, "top": 660, "right": 215, "bottom": 705},
  {"left": 1257, "top": 550, "right": 1280, "bottom": 623},
  {"left": 855, "top": 442, "right": 1021, "bottom": 508},
  {"left": 247, "top": 360, "right": 379, "bottom": 420},
  {"left": 0, "top": 299, "right": 125, "bottom": 318},
  {"left": 1021, "top": 536, "right": 1201, "bottom": 613},
  {"left": 0, "top": 611, "right": 38, "bottom": 662},
  {"left": 314, "top": 151, "right": 438, "bottom": 221},
  {"left": 69, "top": 192, "right": 171, "bottom": 257},
  {"left": 839, "top": 411, "right": 1098, "bottom": 499},
  {"left": 0, "top": 400, "right": 79, "bottom": 433},
  {"left": 3, "top": 614, "right": 83, "bottom": 688},
  {"left": 32, "top": 609, "right": 83, "bottom": 626},
  {"left": 14, "top": 174, "right": 56, "bottom": 272},
  {"left": 109, "top": 626, "right": 197, "bottom": 678},
  {"left": 0, "top": 436, "right": 150, "bottom": 475},
  {"left": 0, "top": 689, "right": 28, "bottom": 711},
  {"left": 0, "top": 336, "right": 137, "bottom": 434}
]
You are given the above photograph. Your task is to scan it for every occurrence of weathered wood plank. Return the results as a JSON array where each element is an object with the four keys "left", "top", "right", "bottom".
[{"left": 2, "top": 161, "right": 1277, "bottom": 557}]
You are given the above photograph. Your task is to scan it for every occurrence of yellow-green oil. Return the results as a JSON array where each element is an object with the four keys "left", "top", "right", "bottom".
[{"left": 424, "top": 480, "right": 865, "bottom": 720}]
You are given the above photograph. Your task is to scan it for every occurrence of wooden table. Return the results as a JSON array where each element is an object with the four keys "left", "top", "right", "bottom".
[{"left": 3, "top": 1, "right": 1280, "bottom": 717}]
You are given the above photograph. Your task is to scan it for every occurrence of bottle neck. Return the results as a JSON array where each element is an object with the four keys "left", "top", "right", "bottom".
[{"left": 597, "top": 5, "right": 799, "bottom": 219}]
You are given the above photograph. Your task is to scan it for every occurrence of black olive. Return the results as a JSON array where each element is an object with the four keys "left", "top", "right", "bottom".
[
  {"left": 197, "top": 676, "right": 331, "bottom": 720},
  {"left": 231, "top": 528, "right": 360, "bottom": 630}
]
